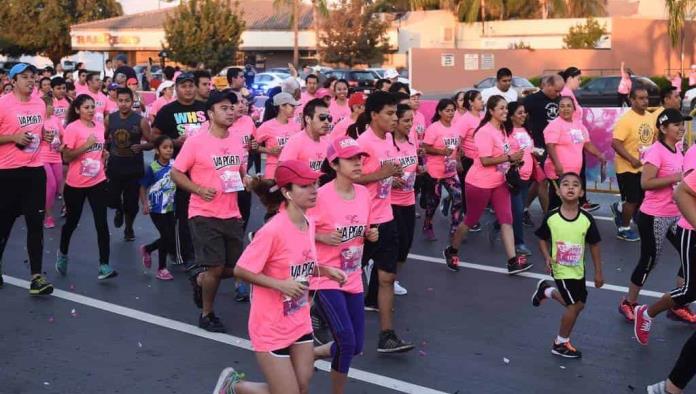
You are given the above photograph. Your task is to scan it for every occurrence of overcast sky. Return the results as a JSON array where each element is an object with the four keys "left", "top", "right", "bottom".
[{"left": 118, "top": 0, "right": 180, "bottom": 15}]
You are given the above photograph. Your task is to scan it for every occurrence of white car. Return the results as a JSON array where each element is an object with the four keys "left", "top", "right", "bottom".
[
  {"left": 367, "top": 68, "right": 411, "bottom": 86},
  {"left": 251, "top": 72, "right": 292, "bottom": 95},
  {"left": 682, "top": 87, "right": 696, "bottom": 113}
]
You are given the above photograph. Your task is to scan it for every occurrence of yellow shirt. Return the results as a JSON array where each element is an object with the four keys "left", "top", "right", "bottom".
[{"left": 612, "top": 109, "right": 656, "bottom": 174}]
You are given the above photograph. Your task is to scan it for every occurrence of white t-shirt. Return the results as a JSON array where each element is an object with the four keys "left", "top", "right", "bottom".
[{"left": 481, "top": 85, "right": 518, "bottom": 104}]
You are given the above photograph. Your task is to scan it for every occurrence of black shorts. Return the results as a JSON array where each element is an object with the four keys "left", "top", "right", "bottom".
[
  {"left": 189, "top": 216, "right": 244, "bottom": 267},
  {"left": 361, "top": 219, "right": 399, "bottom": 274},
  {"left": 616, "top": 172, "right": 644, "bottom": 204},
  {"left": 392, "top": 204, "right": 415, "bottom": 262},
  {"left": 554, "top": 278, "right": 587, "bottom": 305},
  {"left": 269, "top": 333, "right": 313, "bottom": 357}
]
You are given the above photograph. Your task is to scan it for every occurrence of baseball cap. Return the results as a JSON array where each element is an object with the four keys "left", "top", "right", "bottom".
[
  {"left": 274, "top": 160, "right": 319, "bottom": 188},
  {"left": 205, "top": 90, "right": 238, "bottom": 111},
  {"left": 281, "top": 78, "right": 301, "bottom": 93},
  {"left": 384, "top": 69, "right": 399, "bottom": 79},
  {"left": 175, "top": 72, "right": 194, "bottom": 85},
  {"left": 410, "top": 89, "right": 422, "bottom": 97},
  {"left": 107, "top": 83, "right": 120, "bottom": 91},
  {"left": 316, "top": 88, "right": 331, "bottom": 99},
  {"left": 348, "top": 92, "right": 365, "bottom": 107},
  {"left": 327, "top": 136, "right": 368, "bottom": 162},
  {"left": 9, "top": 63, "right": 37, "bottom": 79},
  {"left": 156, "top": 80, "right": 175, "bottom": 97},
  {"left": 656, "top": 108, "right": 692, "bottom": 128},
  {"left": 273, "top": 92, "right": 299, "bottom": 106}
]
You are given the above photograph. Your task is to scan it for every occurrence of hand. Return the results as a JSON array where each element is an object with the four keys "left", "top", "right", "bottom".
[
  {"left": 322, "top": 229, "right": 342, "bottom": 246},
  {"left": 554, "top": 164, "right": 564, "bottom": 177},
  {"left": 509, "top": 151, "right": 524, "bottom": 162},
  {"left": 443, "top": 147, "right": 453, "bottom": 156},
  {"left": 42, "top": 130, "right": 54, "bottom": 143},
  {"left": 276, "top": 278, "right": 307, "bottom": 299},
  {"left": 381, "top": 161, "right": 401, "bottom": 178},
  {"left": 323, "top": 267, "right": 347, "bottom": 286},
  {"left": 130, "top": 144, "right": 144, "bottom": 154},
  {"left": 85, "top": 134, "right": 97, "bottom": 148},
  {"left": 250, "top": 139, "right": 259, "bottom": 150},
  {"left": 672, "top": 172, "right": 683, "bottom": 183},
  {"left": 13, "top": 132, "right": 32, "bottom": 146},
  {"left": 544, "top": 258, "right": 553, "bottom": 275},
  {"left": 630, "top": 157, "right": 642, "bottom": 169},
  {"left": 197, "top": 186, "right": 217, "bottom": 201},
  {"left": 269, "top": 146, "right": 282, "bottom": 155},
  {"left": 594, "top": 272, "right": 604, "bottom": 289},
  {"left": 142, "top": 204, "right": 150, "bottom": 215},
  {"left": 597, "top": 153, "right": 607, "bottom": 164},
  {"left": 243, "top": 175, "right": 253, "bottom": 190},
  {"left": 392, "top": 177, "right": 405, "bottom": 188},
  {"left": 366, "top": 227, "right": 379, "bottom": 242}
]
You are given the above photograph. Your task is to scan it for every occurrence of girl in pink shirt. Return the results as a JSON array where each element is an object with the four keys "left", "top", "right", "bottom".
[
  {"left": 40, "top": 96, "right": 64, "bottom": 229},
  {"left": 453, "top": 90, "right": 484, "bottom": 231},
  {"left": 147, "top": 86, "right": 175, "bottom": 124},
  {"left": 421, "top": 99, "right": 463, "bottom": 241},
  {"left": 444, "top": 95, "right": 532, "bottom": 275},
  {"left": 560, "top": 67, "right": 583, "bottom": 122},
  {"left": 57, "top": 94, "right": 116, "bottom": 280},
  {"left": 620, "top": 108, "right": 694, "bottom": 323},
  {"left": 544, "top": 97, "right": 606, "bottom": 210},
  {"left": 618, "top": 61, "right": 633, "bottom": 107},
  {"left": 328, "top": 80, "right": 351, "bottom": 125},
  {"left": 452, "top": 90, "right": 468, "bottom": 123},
  {"left": 409, "top": 92, "right": 427, "bottom": 142},
  {"left": 256, "top": 104, "right": 301, "bottom": 179},
  {"left": 221, "top": 160, "right": 346, "bottom": 394}
]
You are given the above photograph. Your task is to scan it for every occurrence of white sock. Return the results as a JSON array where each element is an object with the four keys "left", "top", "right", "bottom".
[
  {"left": 544, "top": 287, "right": 555, "bottom": 299},
  {"left": 643, "top": 308, "right": 652, "bottom": 320},
  {"left": 618, "top": 226, "right": 631, "bottom": 231},
  {"left": 555, "top": 335, "right": 569, "bottom": 344}
]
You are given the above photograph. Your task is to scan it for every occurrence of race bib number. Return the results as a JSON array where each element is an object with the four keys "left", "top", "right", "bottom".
[
  {"left": 23, "top": 134, "right": 40, "bottom": 153},
  {"left": 80, "top": 158, "right": 101, "bottom": 178},
  {"left": 444, "top": 156, "right": 457, "bottom": 176},
  {"left": 377, "top": 177, "right": 393, "bottom": 199},
  {"left": 400, "top": 171, "right": 416, "bottom": 192},
  {"left": 514, "top": 133, "right": 532, "bottom": 149},
  {"left": 340, "top": 245, "right": 363, "bottom": 274},
  {"left": 283, "top": 276, "right": 309, "bottom": 316},
  {"left": 569, "top": 128, "right": 585, "bottom": 144},
  {"left": 219, "top": 170, "right": 244, "bottom": 193},
  {"left": 555, "top": 241, "right": 583, "bottom": 266}
]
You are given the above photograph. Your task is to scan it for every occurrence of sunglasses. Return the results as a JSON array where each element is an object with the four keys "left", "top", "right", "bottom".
[{"left": 318, "top": 114, "right": 333, "bottom": 122}]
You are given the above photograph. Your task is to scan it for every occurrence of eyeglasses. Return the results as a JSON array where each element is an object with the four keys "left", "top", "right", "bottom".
[{"left": 318, "top": 114, "right": 333, "bottom": 122}]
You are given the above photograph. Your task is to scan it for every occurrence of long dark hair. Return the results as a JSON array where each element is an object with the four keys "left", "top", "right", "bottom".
[
  {"left": 348, "top": 91, "right": 397, "bottom": 139},
  {"left": 393, "top": 103, "right": 414, "bottom": 152},
  {"left": 503, "top": 101, "right": 525, "bottom": 135},
  {"left": 474, "top": 95, "right": 506, "bottom": 134},
  {"left": 463, "top": 90, "right": 481, "bottom": 111},
  {"left": 319, "top": 158, "right": 339, "bottom": 186},
  {"left": 431, "top": 98, "right": 456, "bottom": 123},
  {"left": 452, "top": 91, "right": 466, "bottom": 109},
  {"left": 65, "top": 94, "right": 95, "bottom": 125}
]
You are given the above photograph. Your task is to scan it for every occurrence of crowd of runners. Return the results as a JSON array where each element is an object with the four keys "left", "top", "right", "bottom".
[{"left": 1, "top": 61, "right": 696, "bottom": 394}]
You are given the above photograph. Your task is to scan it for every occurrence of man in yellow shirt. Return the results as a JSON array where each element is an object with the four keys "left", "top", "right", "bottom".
[{"left": 610, "top": 87, "right": 654, "bottom": 242}]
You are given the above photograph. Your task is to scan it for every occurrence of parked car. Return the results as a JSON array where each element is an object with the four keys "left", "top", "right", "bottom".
[
  {"left": 250, "top": 72, "right": 291, "bottom": 96},
  {"left": 212, "top": 65, "right": 247, "bottom": 89},
  {"left": 681, "top": 87, "right": 696, "bottom": 112},
  {"left": 324, "top": 69, "right": 379, "bottom": 94},
  {"left": 366, "top": 67, "right": 411, "bottom": 85},
  {"left": 574, "top": 76, "right": 660, "bottom": 107},
  {"left": 462, "top": 76, "right": 537, "bottom": 97}
]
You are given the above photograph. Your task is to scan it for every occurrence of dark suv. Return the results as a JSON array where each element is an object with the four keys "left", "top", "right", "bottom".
[
  {"left": 324, "top": 69, "right": 379, "bottom": 94},
  {"left": 574, "top": 76, "right": 660, "bottom": 107}
]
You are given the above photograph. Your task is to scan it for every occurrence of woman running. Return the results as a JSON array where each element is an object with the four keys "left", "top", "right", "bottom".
[
  {"left": 215, "top": 160, "right": 346, "bottom": 394},
  {"left": 452, "top": 90, "right": 467, "bottom": 123},
  {"left": 421, "top": 98, "right": 462, "bottom": 242},
  {"left": 56, "top": 94, "right": 116, "bottom": 280},
  {"left": 619, "top": 108, "right": 694, "bottom": 323},
  {"left": 328, "top": 79, "right": 351, "bottom": 125},
  {"left": 311, "top": 136, "right": 378, "bottom": 394},
  {"left": 40, "top": 96, "right": 64, "bottom": 229},
  {"left": 443, "top": 95, "right": 531, "bottom": 274},
  {"left": 255, "top": 92, "right": 301, "bottom": 180},
  {"left": 453, "top": 90, "right": 484, "bottom": 230}
]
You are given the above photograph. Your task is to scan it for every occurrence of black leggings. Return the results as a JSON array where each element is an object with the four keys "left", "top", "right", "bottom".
[
  {"left": 392, "top": 204, "right": 415, "bottom": 262},
  {"left": 669, "top": 331, "right": 696, "bottom": 389},
  {"left": 238, "top": 189, "right": 251, "bottom": 232},
  {"left": 174, "top": 190, "right": 194, "bottom": 263},
  {"left": 670, "top": 226, "right": 696, "bottom": 306},
  {"left": 631, "top": 212, "right": 682, "bottom": 287},
  {"left": 144, "top": 212, "right": 176, "bottom": 270},
  {"left": 60, "top": 182, "right": 110, "bottom": 264},
  {"left": 457, "top": 157, "right": 474, "bottom": 213},
  {"left": 107, "top": 174, "right": 141, "bottom": 229},
  {"left": 0, "top": 167, "right": 46, "bottom": 275}
]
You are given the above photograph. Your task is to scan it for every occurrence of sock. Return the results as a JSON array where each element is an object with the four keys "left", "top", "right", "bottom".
[
  {"left": 555, "top": 335, "right": 569, "bottom": 344},
  {"left": 618, "top": 226, "right": 631, "bottom": 232},
  {"left": 643, "top": 308, "right": 652, "bottom": 320},
  {"left": 544, "top": 287, "right": 555, "bottom": 299}
]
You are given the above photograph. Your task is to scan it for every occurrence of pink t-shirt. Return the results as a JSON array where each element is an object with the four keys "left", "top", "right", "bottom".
[
  {"left": 465, "top": 123, "right": 510, "bottom": 189},
  {"left": 63, "top": 121, "right": 106, "bottom": 188},
  {"left": 85, "top": 90, "right": 108, "bottom": 125},
  {"left": 453, "top": 109, "right": 466, "bottom": 124},
  {"left": 412, "top": 111, "right": 427, "bottom": 142},
  {"left": 278, "top": 130, "right": 328, "bottom": 173},
  {"left": 391, "top": 137, "right": 419, "bottom": 206},
  {"left": 509, "top": 127, "right": 534, "bottom": 181},
  {"left": 618, "top": 72, "right": 632, "bottom": 95},
  {"left": 356, "top": 127, "right": 399, "bottom": 224},
  {"left": 678, "top": 171, "right": 696, "bottom": 230},
  {"left": 331, "top": 116, "right": 354, "bottom": 140},
  {"left": 309, "top": 182, "right": 370, "bottom": 293},
  {"left": 543, "top": 117, "right": 589, "bottom": 180},
  {"left": 683, "top": 144, "right": 696, "bottom": 173},
  {"left": 53, "top": 98, "right": 70, "bottom": 121},
  {"left": 561, "top": 87, "right": 583, "bottom": 122},
  {"left": 173, "top": 129, "right": 248, "bottom": 219},
  {"left": 232, "top": 115, "right": 256, "bottom": 149},
  {"left": 75, "top": 83, "right": 89, "bottom": 95},
  {"left": 423, "top": 121, "right": 460, "bottom": 179},
  {"left": 40, "top": 116, "right": 64, "bottom": 164},
  {"left": 640, "top": 141, "right": 683, "bottom": 217},
  {"left": 236, "top": 210, "right": 316, "bottom": 352},
  {"left": 148, "top": 96, "right": 174, "bottom": 123},
  {"left": 453, "top": 111, "right": 481, "bottom": 160},
  {"left": 105, "top": 98, "right": 118, "bottom": 114},
  {"left": 256, "top": 118, "right": 301, "bottom": 179},
  {"left": 0, "top": 93, "right": 46, "bottom": 169},
  {"left": 329, "top": 100, "right": 351, "bottom": 124}
]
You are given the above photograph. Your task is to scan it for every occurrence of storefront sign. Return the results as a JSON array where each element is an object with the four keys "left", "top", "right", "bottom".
[{"left": 74, "top": 33, "right": 141, "bottom": 46}]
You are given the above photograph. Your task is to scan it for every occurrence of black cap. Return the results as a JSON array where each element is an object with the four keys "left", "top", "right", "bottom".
[
  {"left": 205, "top": 90, "right": 238, "bottom": 111},
  {"left": 656, "top": 108, "right": 692, "bottom": 128},
  {"left": 175, "top": 72, "right": 194, "bottom": 85}
]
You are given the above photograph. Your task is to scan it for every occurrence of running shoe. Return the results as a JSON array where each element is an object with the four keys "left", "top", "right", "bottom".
[
  {"left": 60, "top": 205, "right": 66, "bottom": 217},
  {"left": 522, "top": 210, "right": 535, "bottom": 228},
  {"left": 667, "top": 305, "right": 696, "bottom": 323},
  {"left": 581, "top": 201, "right": 600, "bottom": 212},
  {"left": 618, "top": 298, "right": 636, "bottom": 321},
  {"left": 394, "top": 281, "right": 408, "bottom": 296},
  {"left": 97, "top": 264, "right": 118, "bottom": 280},
  {"left": 139, "top": 245, "right": 152, "bottom": 269},
  {"left": 246, "top": 231, "right": 255, "bottom": 243},
  {"left": 443, "top": 247, "right": 460, "bottom": 272},
  {"left": 43, "top": 217, "right": 56, "bottom": 229},
  {"left": 189, "top": 268, "right": 204, "bottom": 309},
  {"left": 213, "top": 367, "right": 245, "bottom": 394},
  {"left": 199, "top": 312, "right": 226, "bottom": 333},
  {"left": 610, "top": 201, "right": 622, "bottom": 229},
  {"left": 646, "top": 381, "right": 670, "bottom": 394},
  {"left": 155, "top": 268, "right": 174, "bottom": 281},
  {"left": 113, "top": 209, "right": 124, "bottom": 228},
  {"left": 515, "top": 244, "right": 532, "bottom": 256},
  {"left": 29, "top": 275, "right": 53, "bottom": 296},
  {"left": 364, "top": 259, "right": 374, "bottom": 286},
  {"left": 470, "top": 222, "right": 482, "bottom": 232},
  {"left": 532, "top": 279, "right": 552, "bottom": 307},
  {"left": 634, "top": 305, "right": 652, "bottom": 345},
  {"left": 617, "top": 228, "right": 640, "bottom": 242},
  {"left": 422, "top": 226, "right": 436, "bottom": 241},
  {"left": 551, "top": 341, "right": 582, "bottom": 358},
  {"left": 235, "top": 282, "right": 250, "bottom": 303},
  {"left": 364, "top": 304, "right": 380, "bottom": 312},
  {"left": 441, "top": 196, "right": 451, "bottom": 217},
  {"left": 507, "top": 255, "right": 533, "bottom": 275},
  {"left": 377, "top": 330, "right": 415, "bottom": 353},
  {"left": 311, "top": 303, "right": 332, "bottom": 345},
  {"left": 415, "top": 211, "right": 421, "bottom": 219},
  {"left": 55, "top": 253, "right": 68, "bottom": 276}
]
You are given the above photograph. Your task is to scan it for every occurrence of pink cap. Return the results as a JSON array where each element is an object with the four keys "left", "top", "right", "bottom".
[
  {"left": 127, "top": 78, "right": 138, "bottom": 85},
  {"left": 316, "top": 88, "right": 331, "bottom": 99},
  {"left": 275, "top": 160, "right": 320, "bottom": 188},
  {"left": 326, "top": 136, "right": 367, "bottom": 162}
]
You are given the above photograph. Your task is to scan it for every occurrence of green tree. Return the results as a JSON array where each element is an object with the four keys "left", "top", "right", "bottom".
[
  {"left": 318, "top": 0, "right": 392, "bottom": 67},
  {"left": 666, "top": 0, "right": 696, "bottom": 74},
  {"left": 562, "top": 17, "right": 607, "bottom": 49},
  {"left": 563, "top": 0, "right": 607, "bottom": 18},
  {"left": 163, "top": 0, "right": 245, "bottom": 74},
  {"left": 0, "top": 0, "right": 122, "bottom": 66}
]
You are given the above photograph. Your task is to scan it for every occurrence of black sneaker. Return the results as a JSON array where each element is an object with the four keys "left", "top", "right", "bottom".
[
  {"left": 311, "top": 303, "right": 332, "bottom": 345},
  {"left": 188, "top": 267, "right": 205, "bottom": 309},
  {"left": 114, "top": 210, "right": 124, "bottom": 228},
  {"left": 199, "top": 312, "right": 226, "bottom": 333},
  {"left": 522, "top": 210, "right": 535, "bottom": 227},
  {"left": 507, "top": 255, "right": 533, "bottom": 275},
  {"left": 30, "top": 275, "right": 54, "bottom": 296},
  {"left": 377, "top": 330, "right": 415, "bottom": 353},
  {"left": 551, "top": 341, "right": 582, "bottom": 358},
  {"left": 124, "top": 228, "right": 135, "bottom": 242},
  {"left": 532, "top": 279, "right": 553, "bottom": 307},
  {"left": 442, "top": 247, "right": 460, "bottom": 272},
  {"left": 0, "top": 273, "right": 3, "bottom": 288}
]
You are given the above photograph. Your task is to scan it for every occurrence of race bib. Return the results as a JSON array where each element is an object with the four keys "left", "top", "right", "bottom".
[
  {"left": 569, "top": 128, "right": 585, "bottom": 144},
  {"left": 444, "top": 156, "right": 457, "bottom": 176},
  {"left": 514, "top": 133, "right": 532, "bottom": 149},
  {"left": 23, "top": 134, "right": 40, "bottom": 153},
  {"left": 638, "top": 144, "right": 651, "bottom": 162},
  {"left": 377, "top": 177, "right": 393, "bottom": 199},
  {"left": 555, "top": 241, "right": 583, "bottom": 266},
  {"left": 49, "top": 133, "right": 61, "bottom": 152},
  {"left": 219, "top": 170, "right": 244, "bottom": 193},
  {"left": 340, "top": 245, "right": 363, "bottom": 274},
  {"left": 282, "top": 276, "right": 309, "bottom": 316},
  {"left": 400, "top": 171, "right": 416, "bottom": 192},
  {"left": 80, "top": 157, "right": 101, "bottom": 178}
]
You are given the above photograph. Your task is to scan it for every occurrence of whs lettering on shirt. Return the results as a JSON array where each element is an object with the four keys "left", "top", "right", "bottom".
[{"left": 174, "top": 111, "right": 206, "bottom": 136}]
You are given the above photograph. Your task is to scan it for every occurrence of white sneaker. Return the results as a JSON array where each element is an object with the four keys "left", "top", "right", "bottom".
[
  {"left": 364, "top": 259, "right": 374, "bottom": 286},
  {"left": 394, "top": 281, "right": 408, "bottom": 295}
]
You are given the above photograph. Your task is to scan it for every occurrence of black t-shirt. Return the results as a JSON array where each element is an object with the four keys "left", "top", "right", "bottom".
[
  {"left": 522, "top": 91, "right": 560, "bottom": 148},
  {"left": 152, "top": 100, "right": 207, "bottom": 156},
  {"left": 106, "top": 111, "right": 145, "bottom": 178},
  {"left": 114, "top": 65, "right": 137, "bottom": 80}
]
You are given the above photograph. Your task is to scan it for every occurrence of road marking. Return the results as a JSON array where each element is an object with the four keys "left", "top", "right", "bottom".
[
  {"left": 4, "top": 275, "right": 447, "bottom": 394},
  {"left": 406, "top": 253, "right": 664, "bottom": 299}
]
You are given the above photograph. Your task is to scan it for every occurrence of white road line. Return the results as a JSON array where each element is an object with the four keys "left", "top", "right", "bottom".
[
  {"left": 593, "top": 215, "right": 614, "bottom": 222},
  {"left": 406, "top": 253, "right": 665, "bottom": 299},
  {"left": 4, "top": 276, "right": 447, "bottom": 394}
]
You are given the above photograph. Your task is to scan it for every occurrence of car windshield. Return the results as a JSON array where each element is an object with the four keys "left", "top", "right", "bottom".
[
  {"left": 512, "top": 77, "right": 533, "bottom": 88},
  {"left": 353, "top": 71, "right": 375, "bottom": 81},
  {"left": 476, "top": 78, "right": 495, "bottom": 89},
  {"left": 371, "top": 69, "right": 385, "bottom": 78}
]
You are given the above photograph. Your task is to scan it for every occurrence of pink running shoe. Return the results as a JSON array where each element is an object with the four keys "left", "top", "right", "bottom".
[
  {"left": 156, "top": 268, "right": 174, "bottom": 281},
  {"left": 634, "top": 305, "right": 652, "bottom": 345},
  {"left": 44, "top": 217, "right": 56, "bottom": 229},
  {"left": 140, "top": 245, "right": 152, "bottom": 269}
]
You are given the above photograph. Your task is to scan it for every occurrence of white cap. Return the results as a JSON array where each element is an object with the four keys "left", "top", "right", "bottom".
[
  {"left": 410, "top": 89, "right": 422, "bottom": 97},
  {"left": 156, "top": 80, "right": 175, "bottom": 97},
  {"left": 384, "top": 69, "right": 399, "bottom": 79}
]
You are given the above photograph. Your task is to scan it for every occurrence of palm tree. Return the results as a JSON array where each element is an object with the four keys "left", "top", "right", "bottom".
[
  {"left": 311, "top": 0, "right": 329, "bottom": 63},
  {"left": 564, "top": 0, "right": 607, "bottom": 17},
  {"left": 666, "top": 0, "right": 696, "bottom": 75},
  {"left": 273, "top": 0, "right": 301, "bottom": 67}
]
